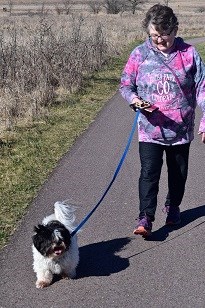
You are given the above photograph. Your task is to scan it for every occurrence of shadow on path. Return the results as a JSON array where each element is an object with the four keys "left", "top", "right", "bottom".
[
  {"left": 147, "top": 204, "right": 205, "bottom": 242},
  {"left": 77, "top": 237, "right": 131, "bottom": 278}
]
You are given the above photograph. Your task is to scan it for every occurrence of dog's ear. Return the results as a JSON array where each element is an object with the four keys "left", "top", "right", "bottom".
[
  {"left": 33, "top": 225, "right": 39, "bottom": 233},
  {"left": 32, "top": 224, "right": 51, "bottom": 255},
  {"left": 33, "top": 224, "right": 45, "bottom": 233},
  {"left": 32, "top": 224, "right": 47, "bottom": 243}
]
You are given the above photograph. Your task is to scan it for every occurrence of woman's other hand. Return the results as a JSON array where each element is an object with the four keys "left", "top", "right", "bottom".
[{"left": 198, "top": 131, "right": 205, "bottom": 143}]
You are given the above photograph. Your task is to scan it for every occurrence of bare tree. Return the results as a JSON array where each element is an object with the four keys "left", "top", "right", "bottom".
[
  {"left": 54, "top": 5, "right": 63, "bottom": 15},
  {"left": 128, "top": 0, "right": 145, "bottom": 14},
  {"left": 163, "top": 0, "right": 170, "bottom": 6},
  {"left": 63, "top": 0, "right": 72, "bottom": 15},
  {"left": 88, "top": 1, "right": 102, "bottom": 14},
  {"left": 7, "top": 0, "right": 13, "bottom": 15},
  {"left": 39, "top": 3, "right": 49, "bottom": 16},
  {"left": 103, "top": 0, "right": 124, "bottom": 14},
  {"left": 103, "top": 0, "right": 147, "bottom": 15}
]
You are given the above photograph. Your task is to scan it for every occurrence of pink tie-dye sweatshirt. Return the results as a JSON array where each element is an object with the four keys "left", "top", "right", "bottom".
[{"left": 120, "top": 37, "right": 205, "bottom": 145}]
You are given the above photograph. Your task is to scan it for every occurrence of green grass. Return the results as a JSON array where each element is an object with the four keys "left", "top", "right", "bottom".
[
  {"left": 0, "top": 41, "right": 140, "bottom": 248},
  {"left": 196, "top": 43, "right": 205, "bottom": 57}
]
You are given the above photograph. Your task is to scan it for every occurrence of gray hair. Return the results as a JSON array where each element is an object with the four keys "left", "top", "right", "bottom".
[{"left": 142, "top": 4, "right": 178, "bottom": 33}]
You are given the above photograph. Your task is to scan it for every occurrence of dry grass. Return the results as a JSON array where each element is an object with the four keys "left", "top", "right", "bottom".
[{"left": 0, "top": 0, "right": 204, "bottom": 134}]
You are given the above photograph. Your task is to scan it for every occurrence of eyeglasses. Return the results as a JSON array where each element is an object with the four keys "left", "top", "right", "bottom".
[{"left": 149, "top": 28, "right": 174, "bottom": 40}]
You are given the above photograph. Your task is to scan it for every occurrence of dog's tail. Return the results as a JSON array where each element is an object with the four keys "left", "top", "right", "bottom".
[{"left": 54, "top": 201, "right": 77, "bottom": 232}]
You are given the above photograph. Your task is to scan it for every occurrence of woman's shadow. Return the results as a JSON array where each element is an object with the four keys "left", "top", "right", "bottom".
[
  {"left": 77, "top": 237, "right": 131, "bottom": 278},
  {"left": 146, "top": 204, "right": 205, "bottom": 242}
]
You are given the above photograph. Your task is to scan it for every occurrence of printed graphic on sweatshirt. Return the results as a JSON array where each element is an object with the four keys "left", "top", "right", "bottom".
[
  {"left": 151, "top": 73, "right": 177, "bottom": 104},
  {"left": 137, "top": 70, "right": 180, "bottom": 107}
]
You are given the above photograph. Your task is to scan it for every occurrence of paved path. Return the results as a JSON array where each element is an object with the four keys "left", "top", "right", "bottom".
[{"left": 1, "top": 38, "right": 205, "bottom": 308}]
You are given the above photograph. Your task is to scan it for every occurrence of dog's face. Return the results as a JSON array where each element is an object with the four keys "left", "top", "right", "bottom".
[{"left": 32, "top": 220, "right": 71, "bottom": 259}]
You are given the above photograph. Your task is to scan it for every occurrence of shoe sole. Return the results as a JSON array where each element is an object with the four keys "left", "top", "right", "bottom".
[{"left": 133, "top": 226, "right": 151, "bottom": 237}]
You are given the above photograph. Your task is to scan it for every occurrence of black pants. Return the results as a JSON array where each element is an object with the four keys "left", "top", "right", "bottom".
[{"left": 138, "top": 142, "right": 190, "bottom": 221}]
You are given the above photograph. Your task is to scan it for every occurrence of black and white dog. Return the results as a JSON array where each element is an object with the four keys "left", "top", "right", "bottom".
[{"left": 32, "top": 201, "right": 79, "bottom": 288}]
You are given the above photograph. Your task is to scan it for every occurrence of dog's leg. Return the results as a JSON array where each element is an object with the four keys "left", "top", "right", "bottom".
[
  {"left": 62, "top": 268, "right": 76, "bottom": 279},
  {"left": 35, "top": 270, "right": 53, "bottom": 289},
  {"left": 68, "top": 268, "right": 76, "bottom": 279}
]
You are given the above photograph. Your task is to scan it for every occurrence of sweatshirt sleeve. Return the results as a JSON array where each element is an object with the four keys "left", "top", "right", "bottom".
[
  {"left": 119, "top": 47, "right": 143, "bottom": 105},
  {"left": 194, "top": 48, "right": 205, "bottom": 132}
]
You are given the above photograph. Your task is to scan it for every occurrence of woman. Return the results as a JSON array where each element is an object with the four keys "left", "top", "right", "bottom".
[{"left": 120, "top": 4, "right": 205, "bottom": 237}]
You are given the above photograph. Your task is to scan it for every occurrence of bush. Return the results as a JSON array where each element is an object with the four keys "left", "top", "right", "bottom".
[
  {"left": 0, "top": 16, "right": 109, "bottom": 131},
  {"left": 88, "top": 1, "right": 102, "bottom": 14},
  {"left": 103, "top": 0, "right": 146, "bottom": 15},
  {"left": 195, "top": 6, "right": 205, "bottom": 13},
  {"left": 103, "top": 0, "right": 124, "bottom": 14}
]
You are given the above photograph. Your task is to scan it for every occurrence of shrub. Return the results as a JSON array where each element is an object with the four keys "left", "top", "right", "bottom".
[
  {"left": 103, "top": 0, "right": 124, "bottom": 14},
  {"left": 88, "top": 1, "right": 102, "bottom": 14},
  {"left": 0, "top": 16, "right": 109, "bottom": 132},
  {"left": 195, "top": 7, "right": 205, "bottom": 13}
]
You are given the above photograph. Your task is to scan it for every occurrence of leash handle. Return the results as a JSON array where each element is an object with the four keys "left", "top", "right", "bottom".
[{"left": 71, "top": 110, "right": 140, "bottom": 237}]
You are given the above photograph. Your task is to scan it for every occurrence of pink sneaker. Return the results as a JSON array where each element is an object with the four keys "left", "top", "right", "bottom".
[{"left": 133, "top": 216, "right": 152, "bottom": 237}]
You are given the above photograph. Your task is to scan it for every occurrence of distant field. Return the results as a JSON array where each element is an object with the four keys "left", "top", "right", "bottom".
[{"left": 0, "top": 0, "right": 204, "bottom": 39}]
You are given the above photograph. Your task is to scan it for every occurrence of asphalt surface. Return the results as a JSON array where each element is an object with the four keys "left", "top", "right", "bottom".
[{"left": 1, "top": 38, "right": 205, "bottom": 308}]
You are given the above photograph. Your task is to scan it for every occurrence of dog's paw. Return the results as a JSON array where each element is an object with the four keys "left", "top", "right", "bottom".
[
  {"left": 68, "top": 269, "right": 77, "bottom": 279},
  {"left": 36, "top": 280, "right": 51, "bottom": 289},
  {"left": 62, "top": 269, "right": 76, "bottom": 279}
]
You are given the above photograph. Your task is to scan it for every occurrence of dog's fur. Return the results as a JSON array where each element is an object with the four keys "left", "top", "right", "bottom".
[{"left": 32, "top": 201, "right": 79, "bottom": 289}]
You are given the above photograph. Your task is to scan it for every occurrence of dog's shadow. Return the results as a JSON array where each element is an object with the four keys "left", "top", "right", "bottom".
[
  {"left": 77, "top": 237, "right": 131, "bottom": 278},
  {"left": 146, "top": 204, "right": 205, "bottom": 242}
]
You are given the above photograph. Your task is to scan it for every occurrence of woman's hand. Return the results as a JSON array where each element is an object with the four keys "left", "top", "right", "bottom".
[
  {"left": 130, "top": 98, "right": 158, "bottom": 113},
  {"left": 198, "top": 131, "right": 205, "bottom": 143}
]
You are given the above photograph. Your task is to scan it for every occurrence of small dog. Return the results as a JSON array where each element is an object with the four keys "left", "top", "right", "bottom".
[{"left": 32, "top": 201, "right": 79, "bottom": 289}]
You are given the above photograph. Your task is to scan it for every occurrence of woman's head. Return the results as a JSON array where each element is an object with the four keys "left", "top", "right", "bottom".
[
  {"left": 143, "top": 4, "right": 178, "bottom": 33},
  {"left": 143, "top": 4, "right": 179, "bottom": 53}
]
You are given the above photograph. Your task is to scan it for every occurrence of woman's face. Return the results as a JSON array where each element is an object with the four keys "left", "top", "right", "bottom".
[{"left": 148, "top": 24, "right": 177, "bottom": 53}]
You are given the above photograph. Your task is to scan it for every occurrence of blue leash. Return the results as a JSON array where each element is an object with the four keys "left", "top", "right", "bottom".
[{"left": 71, "top": 110, "right": 140, "bottom": 237}]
